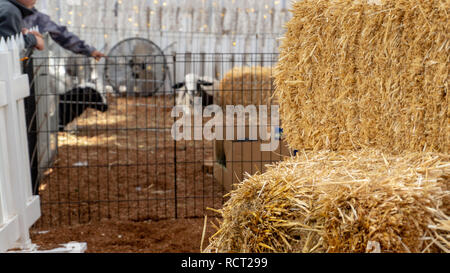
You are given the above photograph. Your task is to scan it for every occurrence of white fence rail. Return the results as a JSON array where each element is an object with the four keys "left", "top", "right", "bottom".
[{"left": 0, "top": 35, "right": 41, "bottom": 252}]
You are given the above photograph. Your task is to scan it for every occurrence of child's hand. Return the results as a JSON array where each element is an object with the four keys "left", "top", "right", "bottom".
[
  {"left": 34, "top": 35, "right": 45, "bottom": 51},
  {"left": 91, "top": 50, "right": 105, "bottom": 61},
  {"left": 27, "top": 29, "right": 45, "bottom": 51}
]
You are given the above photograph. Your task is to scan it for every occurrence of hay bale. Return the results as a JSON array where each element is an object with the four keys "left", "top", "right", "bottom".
[
  {"left": 274, "top": 0, "right": 449, "bottom": 153},
  {"left": 428, "top": 207, "right": 450, "bottom": 252},
  {"left": 217, "top": 66, "right": 275, "bottom": 107},
  {"left": 214, "top": 66, "right": 277, "bottom": 164},
  {"left": 205, "top": 150, "right": 449, "bottom": 253}
]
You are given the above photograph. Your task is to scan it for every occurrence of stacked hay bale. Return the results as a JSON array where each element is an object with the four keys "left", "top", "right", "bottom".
[
  {"left": 274, "top": 0, "right": 448, "bottom": 153},
  {"left": 206, "top": 0, "right": 449, "bottom": 253},
  {"left": 205, "top": 150, "right": 449, "bottom": 253},
  {"left": 213, "top": 66, "right": 279, "bottom": 173},
  {"left": 216, "top": 66, "right": 275, "bottom": 108}
]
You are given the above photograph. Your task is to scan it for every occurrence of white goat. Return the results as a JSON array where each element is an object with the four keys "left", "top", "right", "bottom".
[{"left": 173, "top": 73, "right": 219, "bottom": 115}]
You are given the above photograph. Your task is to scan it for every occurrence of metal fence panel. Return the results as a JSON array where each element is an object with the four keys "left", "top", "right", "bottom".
[{"left": 31, "top": 53, "right": 288, "bottom": 228}]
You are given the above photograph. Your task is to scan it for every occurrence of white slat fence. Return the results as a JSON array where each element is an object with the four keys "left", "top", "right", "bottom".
[
  {"left": 0, "top": 35, "right": 41, "bottom": 252},
  {"left": 35, "top": 0, "right": 292, "bottom": 55}
]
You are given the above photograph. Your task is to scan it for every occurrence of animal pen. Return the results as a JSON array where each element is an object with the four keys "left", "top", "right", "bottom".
[
  {"left": 20, "top": 0, "right": 292, "bottom": 233},
  {"left": 25, "top": 51, "right": 284, "bottom": 228}
]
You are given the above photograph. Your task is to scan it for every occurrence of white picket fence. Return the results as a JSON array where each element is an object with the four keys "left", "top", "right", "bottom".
[{"left": 0, "top": 35, "right": 41, "bottom": 252}]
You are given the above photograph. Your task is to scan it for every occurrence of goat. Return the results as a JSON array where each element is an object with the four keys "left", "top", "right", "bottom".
[
  {"left": 173, "top": 74, "right": 218, "bottom": 115},
  {"left": 58, "top": 84, "right": 108, "bottom": 131}
]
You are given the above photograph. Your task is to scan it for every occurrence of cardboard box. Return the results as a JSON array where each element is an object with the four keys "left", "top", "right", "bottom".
[
  {"left": 213, "top": 162, "right": 232, "bottom": 193},
  {"left": 214, "top": 138, "right": 290, "bottom": 192},
  {"left": 213, "top": 121, "right": 273, "bottom": 163}
]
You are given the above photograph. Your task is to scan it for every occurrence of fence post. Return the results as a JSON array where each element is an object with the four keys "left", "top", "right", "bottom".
[
  {"left": 172, "top": 53, "right": 178, "bottom": 219},
  {"left": 0, "top": 35, "right": 41, "bottom": 252}
]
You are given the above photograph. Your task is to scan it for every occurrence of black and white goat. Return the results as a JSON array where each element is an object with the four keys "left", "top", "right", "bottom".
[
  {"left": 58, "top": 83, "right": 108, "bottom": 131},
  {"left": 173, "top": 74, "right": 218, "bottom": 115}
]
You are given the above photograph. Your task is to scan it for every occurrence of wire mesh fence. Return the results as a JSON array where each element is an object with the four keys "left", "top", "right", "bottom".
[{"left": 25, "top": 53, "right": 286, "bottom": 228}]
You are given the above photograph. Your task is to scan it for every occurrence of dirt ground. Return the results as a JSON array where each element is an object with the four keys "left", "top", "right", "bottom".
[
  {"left": 36, "top": 95, "right": 225, "bottom": 226},
  {"left": 30, "top": 218, "right": 219, "bottom": 253},
  {"left": 30, "top": 95, "right": 225, "bottom": 252}
]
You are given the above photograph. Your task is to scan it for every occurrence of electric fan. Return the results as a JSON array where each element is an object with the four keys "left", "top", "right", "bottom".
[{"left": 104, "top": 38, "right": 167, "bottom": 96}]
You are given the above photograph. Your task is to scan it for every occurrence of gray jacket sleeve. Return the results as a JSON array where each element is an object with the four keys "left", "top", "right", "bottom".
[
  {"left": 24, "top": 11, "right": 96, "bottom": 57},
  {"left": 0, "top": 4, "right": 36, "bottom": 49}
]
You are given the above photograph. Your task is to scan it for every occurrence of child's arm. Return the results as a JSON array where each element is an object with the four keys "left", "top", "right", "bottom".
[
  {"left": 36, "top": 12, "right": 98, "bottom": 57},
  {"left": 24, "top": 29, "right": 45, "bottom": 51},
  {"left": 0, "top": 8, "right": 37, "bottom": 49}
]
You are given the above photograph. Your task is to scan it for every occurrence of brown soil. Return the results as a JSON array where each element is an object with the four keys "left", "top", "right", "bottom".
[
  {"left": 36, "top": 95, "right": 226, "bottom": 227},
  {"left": 30, "top": 218, "right": 219, "bottom": 253},
  {"left": 31, "top": 95, "right": 225, "bottom": 252}
]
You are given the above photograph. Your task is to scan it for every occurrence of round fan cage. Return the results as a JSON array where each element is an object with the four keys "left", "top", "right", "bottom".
[{"left": 104, "top": 38, "right": 167, "bottom": 96}]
